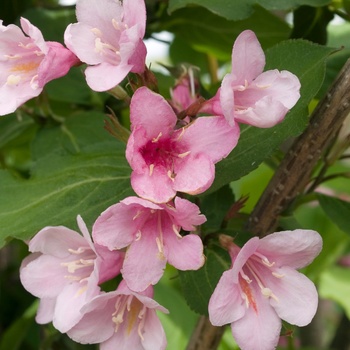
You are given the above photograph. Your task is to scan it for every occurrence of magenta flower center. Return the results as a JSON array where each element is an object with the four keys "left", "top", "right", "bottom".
[{"left": 140, "top": 130, "right": 190, "bottom": 180}]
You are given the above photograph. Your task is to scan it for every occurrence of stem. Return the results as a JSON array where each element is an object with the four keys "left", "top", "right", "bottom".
[{"left": 206, "top": 54, "right": 219, "bottom": 85}]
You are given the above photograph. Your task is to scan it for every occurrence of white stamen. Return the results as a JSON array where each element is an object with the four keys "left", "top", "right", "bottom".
[
  {"left": 152, "top": 132, "right": 162, "bottom": 143},
  {"left": 178, "top": 151, "right": 191, "bottom": 158},
  {"left": 272, "top": 272, "right": 285, "bottom": 278},
  {"left": 167, "top": 170, "right": 175, "bottom": 182},
  {"left": 68, "top": 247, "right": 87, "bottom": 254},
  {"left": 30, "top": 75, "right": 39, "bottom": 89},
  {"left": 135, "top": 230, "right": 142, "bottom": 241},
  {"left": 91, "top": 27, "right": 103, "bottom": 36},
  {"left": 175, "top": 127, "right": 185, "bottom": 141},
  {"left": 172, "top": 224, "right": 182, "bottom": 238},
  {"left": 261, "top": 287, "right": 279, "bottom": 302},
  {"left": 133, "top": 210, "right": 142, "bottom": 220},
  {"left": 149, "top": 164, "right": 154, "bottom": 176}
]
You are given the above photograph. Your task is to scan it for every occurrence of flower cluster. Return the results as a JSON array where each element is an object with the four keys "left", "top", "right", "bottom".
[{"left": 3, "top": 0, "right": 322, "bottom": 349}]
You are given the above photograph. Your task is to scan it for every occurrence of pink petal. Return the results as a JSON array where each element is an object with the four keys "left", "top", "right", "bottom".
[
  {"left": 231, "top": 282, "right": 281, "bottom": 350},
  {"left": 252, "top": 69, "right": 301, "bottom": 109},
  {"left": 234, "top": 95, "right": 288, "bottom": 128},
  {"left": 173, "top": 153, "right": 215, "bottom": 195},
  {"left": 20, "top": 17, "right": 47, "bottom": 53},
  {"left": 130, "top": 166, "right": 176, "bottom": 204},
  {"left": 67, "top": 293, "right": 116, "bottom": 344},
  {"left": 84, "top": 62, "right": 132, "bottom": 91},
  {"left": 128, "top": 38, "right": 147, "bottom": 73},
  {"left": 231, "top": 237, "right": 260, "bottom": 283},
  {"left": 130, "top": 87, "right": 177, "bottom": 135},
  {"left": 123, "top": 0, "right": 146, "bottom": 36},
  {"left": 75, "top": 0, "right": 123, "bottom": 30},
  {"left": 35, "top": 298, "right": 56, "bottom": 324},
  {"left": 171, "top": 196, "right": 207, "bottom": 231},
  {"left": 122, "top": 231, "right": 167, "bottom": 292},
  {"left": 164, "top": 232, "right": 204, "bottom": 271},
  {"left": 267, "top": 266, "right": 319, "bottom": 326},
  {"left": 64, "top": 23, "right": 103, "bottom": 65},
  {"left": 20, "top": 254, "right": 67, "bottom": 298},
  {"left": 258, "top": 230, "right": 322, "bottom": 269},
  {"left": 180, "top": 116, "right": 239, "bottom": 163},
  {"left": 208, "top": 270, "right": 245, "bottom": 326},
  {"left": 101, "top": 331, "right": 142, "bottom": 350},
  {"left": 28, "top": 225, "right": 87, "bottom": 257},
  {"left": 142, "top": 311, "right": 167, "bottom": 350},
  {"left": 231, "top": 30, "right": 265, "bottom": 84},
  {"left": 93, "top": 202, "right": 138, "bottom": 250},
  {"left": 220, "top": 74, "right": 235, "bottom": 126}
]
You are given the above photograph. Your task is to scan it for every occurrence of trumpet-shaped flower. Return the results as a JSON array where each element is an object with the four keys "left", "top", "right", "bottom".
[
  {"left": 207, "top": 30, "right": 301, "bottom": 128},
  {"left": 0, "top": 17, "right": 79, "bottom": 116},
  {"left": 20, "top": 216, "right": 124, "bottom": 333},
  {"left": 208, "top": 230, "right": 322, "bottom": 350},
  {"left": 67, "top": 281, "right": 168, "bottom": 350},
  {"left": 126, "top": 87, "right": 239, "bottom": 203},
  {"left": 64, "top": 0, "right": 147, "bottom": 91},
  {"left": 93, "top": 196, "right": 206, "bottom": 292}
]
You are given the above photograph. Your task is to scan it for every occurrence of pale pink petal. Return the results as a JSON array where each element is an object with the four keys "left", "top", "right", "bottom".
[
  {"left": 266, "top": 266, "right": 319, "bottom": 326},
  {"left": 234, "top": 95, "right": 288, "bottom": 128},
  {"left": 122, "top": 231, "right": 167, "bottom": 292},
  {"left": 142, "top": 311, "right": 167, "bottom": 350},
  {"left": 209, "top": 270, "right": 245, "bottom": 326},
  {"left": 53, "top": 282, "right": 99, "bottom": 333},
  {"left": 20, "top": 254, "right": 67, "bottom": 298},
  {"left": 64, "top": 23, "right": 103, "bottom": 64},
  {"left": 125, "top": 126, "right": 149, "bottom": 171},
  {"left": 35, "top": 298, "right": 56, "bottom": 324},
  {"left": 180, "top": 116, "right": 239, "bottom": 163},
  {"left": 165, "top": 232, "right": 204, "bottom": 271},
  {"left": 171, "top": 196, "right": 206, "bottom": 231},
  {"left": 230, "top": 237, "right": 260, "bottom": 283},
  {"left": 130, "top": 87, "right": 177, "bottom": 135},
  {"left": 75, "top": 0, "right": 123, "bottom": 31},
  {"left": 67, "top": 293, "right": 116, "bottom": 344},
  {"left": 95, "top": 246, "right": 124, "bottom": 284},
  {"left": 252, "top": 70, "right": 301, "bottom": 109},
  {"left": 121, "top": 196, "right": 163, "bottom": 210},
  {"left": 93, "top": 202, "right": 138, "bottom": 250},
  {"left": 173, "top": 153, "right": 214, "bottom": 195},
  {"left": 123, "top": 0, "right": 146, "bottom": 36},
  {"left": 200, "top": 89, "right": 223, "bottom": 116},
  {"left": 20, "top": 17, "right": 47, "bottom": 53},
  {"left": 231, "top": 282, "right": 281, "bottom": 350},
  {"left": 130, "top": 166, "right": 176, "bottom": 204},
  {"left": 84, "top": 62, "right": 132, "bottom": 91},
  {"left": 258, "top": 230, "right": 322, "bottom": 269},
  {"left": 231, "top": 30, "right": 265, "bottom": 84},
  {"left": 101, "top": 331, "right": 142, "bottom": 350},
  {"left": 28, "top": 226, "right": 87, "bottom": 257}
]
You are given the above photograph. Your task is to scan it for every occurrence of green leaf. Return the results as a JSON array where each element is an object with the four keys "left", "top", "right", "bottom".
[
  {"left": 158, "top": 6, "right": 290, "bottom": 61},
  {"left": 168, "top": 0, "right": 331, "bottom": 21},
  {"left": 317, "top": 193, "right": 350, "bottom": 235},
  {"left": 179, "top": 244, "right": 230, "bottom": 315},
  {"left": 319, "top": 266, "right": 350, "bottom": 319},
  {"left": 0, "top": 112, "right": 132, "bottom": 248},
  {"left": 200, "top": 185, "right": 235, "bottom": 233},
  {"left": 210, "top": 40, "right": 334, "bottom": 192}
]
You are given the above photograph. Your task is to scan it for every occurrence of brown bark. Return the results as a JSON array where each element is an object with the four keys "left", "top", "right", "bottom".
[{"left": 186, "top": 58, "right": 350, "bottom": 350}]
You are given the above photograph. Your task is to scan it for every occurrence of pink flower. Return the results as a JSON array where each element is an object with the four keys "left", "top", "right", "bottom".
[
  {"left": 93, "top": 196, "right": 206, "bottom": 292},
  {"left": 64, "top": 0, "right": 147, "bottom": 91},
  {"left": 67, "top": 281, "right": 168, "bottom": 350},
  {"left": 20, "top": 216, "right": 124, "bottom": 333},
  {"left": 208, "top": 230, "right": 322, "bottom": 350},
  {"left": 0, "top": 17, "right": 79, "bottom": 116},
  {"left": 126, "top": 87, "right": 240, "bottom": 203},
  {"left": 206, "top": 30, "right": 300, "bottom": 128}
]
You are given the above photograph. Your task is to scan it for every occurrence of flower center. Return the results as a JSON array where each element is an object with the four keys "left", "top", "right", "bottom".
[
  {"left": 140, "top": 129, "right": 190, "bottom": 181},
  {"left": 238, "top": 253, "right": 283, "bottom": 312},
  {"left": 61, "top": 246, "right": 96, "bottom": 284},
  {"left": 112, "top": 295, "right": 147, "bottom": 340}
]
